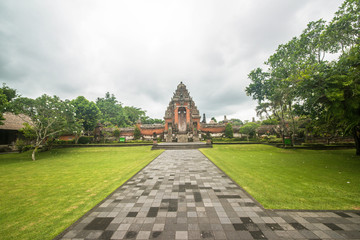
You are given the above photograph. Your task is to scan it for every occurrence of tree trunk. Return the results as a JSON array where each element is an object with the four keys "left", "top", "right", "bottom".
[
  {"left": 32, "top": 146, "right": 39, "bottom": 161},
  {"left": 354, "top": 126, "right": 360, "bottom": 156}
]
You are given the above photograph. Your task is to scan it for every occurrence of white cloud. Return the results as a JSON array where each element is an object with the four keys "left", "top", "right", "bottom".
[{"left": 0, "top": 0, "right": 344, "bottom": 121}]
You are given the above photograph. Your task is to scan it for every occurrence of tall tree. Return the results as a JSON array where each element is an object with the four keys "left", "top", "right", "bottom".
[
  {"left": 96, "top": 92, "right": 125, "bottom": 127},
  {"left": 71, "top": 96, "right": 101, "bottom": 133},
  {"left": 0, "top": 84, "right": 17, "bottom": 124},
  {"left": 123, "top": 106, "right": 146, "bottom": 126},
  {"left": 246, "top": 0, "right": 360, "bottom": 154}
]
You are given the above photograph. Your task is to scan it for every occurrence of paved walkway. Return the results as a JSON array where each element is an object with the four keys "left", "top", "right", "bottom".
[{"left": 58, "top": 150, "right": 360, "bottom": 240}]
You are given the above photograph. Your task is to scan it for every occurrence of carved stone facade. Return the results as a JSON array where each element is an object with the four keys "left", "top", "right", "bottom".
[
  {"left": 110, "top": 82, "right": 230, "bottom": 142},
  {"left": 164, "top": 82, "right": 201, "bottom": 142}
]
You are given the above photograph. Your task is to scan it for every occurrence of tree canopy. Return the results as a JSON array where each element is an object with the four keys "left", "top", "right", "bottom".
[
  {"left": 246, "top": 0, "right": 360, "bottom": 154},
  {"left": 12, "top": 95, "right": 81, "bottom": 160},
  {"left": 0, "top": 84, "right": 17, "bottom": 124},
  {"left": 71, "top": 96, "right": 101, "bottom": 132}
]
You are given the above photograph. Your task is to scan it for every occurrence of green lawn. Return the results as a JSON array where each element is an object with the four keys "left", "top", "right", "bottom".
[
  {"left": 0, "top": 147, "right": 163, "bottom": 240},
  {"left": 201, "top": 144, "right": 360, "bottom": 210}
]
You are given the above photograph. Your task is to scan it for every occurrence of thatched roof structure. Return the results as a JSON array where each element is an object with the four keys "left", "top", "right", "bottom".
[{"left": 0, "top": 112, "right": 31, "bottom": 130}]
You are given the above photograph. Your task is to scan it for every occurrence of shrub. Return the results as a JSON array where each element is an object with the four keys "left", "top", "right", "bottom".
[
  {"left": 113, "top": 129, "right": 120, "bottom": 138},
  {"left": 301, "top": 143, "right": 326, "bottom": 147},
  {"left": 15, "top": 139, "right": 32, "bottom": 153},
  {"left": 225, "top": 123, "right": 234, "bottom": 138},
  {"left": 54, "top": 139, "right": 75, "bottom": 145},
  {"left": 78, "top": 136, "right": 93, "bottom": 144},
  {"left": 134, "top": 126, "right": 141, "bottom": 140}
]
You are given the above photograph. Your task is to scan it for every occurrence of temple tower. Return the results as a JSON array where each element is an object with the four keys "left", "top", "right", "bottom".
[{"left": 164, "top": 82, "right": 201, "bottom": 142}]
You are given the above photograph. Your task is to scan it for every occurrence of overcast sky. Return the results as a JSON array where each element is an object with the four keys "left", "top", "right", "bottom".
[{"left": 0, "top": 0, "right": 343, "bottom": 122}]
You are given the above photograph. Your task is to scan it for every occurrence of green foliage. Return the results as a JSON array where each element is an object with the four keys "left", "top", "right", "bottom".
[
  {"left": 133, "top": 125, "right": 141, "bottom": 140},
  {"left": 141, "top": 116, "right": 165, "bottom": 124},
  {"left": 15, "top": 139, "right": 32, "bottom": 153},
  {"left": 261, "top": 119, "right": 279, "bottom": 125},
  {"left": 210, "top": 117, "right": 217, "bottom": 123},
  {"left": 123, "top": 106, "right": 145, "bottom": 126},
  {"left": 239, "top": 122, "right": 260, "bottom": 139},
  {"left": 246, "top": 0, "right": 360, "bottom": 154},
  {"left": 211, "top": 137, "right": 245, "bottom": 142},
  {"left": 230, "top": 118, "right": 243, "bottom": 126},
  {"left": 71, "top": 96, "right": 101, "bottom": 132},
  {"left": 113, "top": 129, "right": 120, "bottom": 138},
  {"left": 53, "top": 139, "right": 75, "bottom": 145},
  {"left": 11, "top": 95, "right": 81, "bottom": 160},
  {"left": 19, "top": 123, "right": 36, "bottom": 140},
  {"left": 96, "top": 93, "right": 153, "bottom": 127},
  {"left": 0, "top": 83, "right": 17, "bottom": 124},
  {"left": 96, "top": 92, "right": 125, "bottom": 127},
  {"left": 301, "top": 143, "right": 326, "bottom": 147},
  {"left": 224, "top": 123, "right": 234, "bottom": 138},
  {"left": 78, "top": 136, "right": 93, "bottom": 144}
]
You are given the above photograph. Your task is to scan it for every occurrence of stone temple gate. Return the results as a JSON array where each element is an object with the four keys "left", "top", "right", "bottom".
[
  {"left": 114, "top": 82, "right": 231, "bottom": 142},
  {"left": 164, "top": 82, "right": 201, "bottom": 142}
]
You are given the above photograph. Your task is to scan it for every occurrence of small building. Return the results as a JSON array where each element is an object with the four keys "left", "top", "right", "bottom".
[{"left": 0, "top": 112, "right": 31, "bottom": 145}]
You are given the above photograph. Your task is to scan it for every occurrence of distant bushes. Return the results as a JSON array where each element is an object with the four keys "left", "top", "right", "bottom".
[
  {"left": 78, "top": 136, "right": 94, "bottom": 144},
  {"left": 15, "top": 139, "right": 33, "bottom": 153},
  {"left": 54, "top": 139, "right": 75, "bottom": 145},
  {"left": 212, "top": 137, "right": 249, "bottom": 142}
]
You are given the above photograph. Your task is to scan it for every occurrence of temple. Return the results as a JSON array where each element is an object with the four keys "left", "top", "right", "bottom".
[
  {"left": 164, "top": 82, "right": 201, "bottom": 142},
  {"left": 114, "top": 82, "right": 235, "bottom": 142}
]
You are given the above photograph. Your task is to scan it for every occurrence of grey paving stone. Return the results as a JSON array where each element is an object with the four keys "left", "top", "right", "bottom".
[{"left": 57, "top": 150, "right": 360, "bottom": 240}]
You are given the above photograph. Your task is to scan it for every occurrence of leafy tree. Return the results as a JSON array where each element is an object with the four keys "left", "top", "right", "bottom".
[
  {"left": 261, "top": 118, "right": 279, "bottom": 125},
  {"left": 113, "top": 128, "right": 120, "bottom": 138},
  {"left": 239, "top": 122, "right": 260, "bottom": 141},
  {"left": 211, "top": 117, "right": 217, "bottom": 123},
  {"left": 71, "top": 96, "right": 101, "bottom": 133},
  {"left": 96, "top": 92, "right": 125, "bottom": 127},
  {"left": 0, "top": 84, "right": 17, "bottom": 124},
  {"left": 133, "top": 125, "right": 141, "bottom": 140},
  {"left": 11, "top": 95, "right": 81, "bottom": 160},
  {"left": 298, "top": 44, "right": 360, "bottom": 153},
  {"left": 224, "top": 123, "right": 234, "bottom": 138},
  {"left": 141, "top": 116, "right": 165, "bottom": 124},
  {"left": 230, "top": 118, "right": 243, "bottom": 126},
  {"left": 246, "top": 0, "right": 360, "bottom": 154},
  {"left": 123, "top": 106, "right": 146, "bottom": 126}
]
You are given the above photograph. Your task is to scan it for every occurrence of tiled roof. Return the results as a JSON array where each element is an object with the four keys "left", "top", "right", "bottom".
[{"left": 0, "top": 112, "right": 31, "bottom": 130}]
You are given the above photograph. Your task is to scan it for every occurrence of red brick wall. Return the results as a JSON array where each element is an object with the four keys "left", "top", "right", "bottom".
[
  {"left": 200, "top": 126, "right": 225, "bottom": 133},
  {"left": 140, "top": 128, "right": 164, "bottom": 136}
]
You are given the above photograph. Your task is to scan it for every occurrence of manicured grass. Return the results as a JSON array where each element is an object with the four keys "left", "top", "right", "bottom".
[
  {"left": 0, "top": 147, "right": 163, "bottom": 240},
  {"left": 201, "top": 144, "right": 360, "bottom": 210}
]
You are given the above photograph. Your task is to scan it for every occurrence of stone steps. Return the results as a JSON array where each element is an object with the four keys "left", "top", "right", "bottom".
[{"left": 151, "top": 142, "right": 212, "bottom": 150}]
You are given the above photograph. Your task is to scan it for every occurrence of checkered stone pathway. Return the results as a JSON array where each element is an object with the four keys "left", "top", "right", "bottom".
[{"left": 57, "top": 150, "right": 360, "bottom": 240}]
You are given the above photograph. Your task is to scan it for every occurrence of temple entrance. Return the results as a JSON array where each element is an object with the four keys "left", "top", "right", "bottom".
[
  {"left": 178, "top": 107, "right": 187, "bottom": 133},
  {"left": 164, "top": 82, "right": 201, "bottom": 142}
]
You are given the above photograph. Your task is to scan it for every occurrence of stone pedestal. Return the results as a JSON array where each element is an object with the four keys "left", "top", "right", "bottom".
[{"left": 177, "top": 134, "right": 188, "bottom": 143}]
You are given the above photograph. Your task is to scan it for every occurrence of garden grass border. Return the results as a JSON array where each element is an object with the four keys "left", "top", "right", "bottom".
[{"left": 200, "top": 144, "right": 360, "bottom": 211}]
